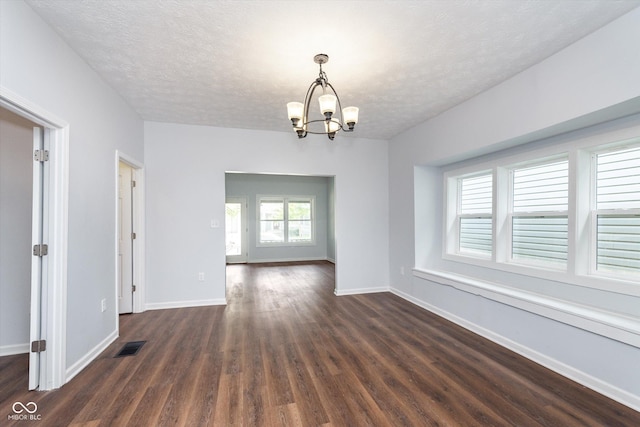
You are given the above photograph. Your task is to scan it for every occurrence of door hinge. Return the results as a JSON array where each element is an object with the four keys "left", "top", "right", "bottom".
[
  {"left": 131, "top": 232, "right": 137, "bottom": 240},
  {"left": 34, "top": 149, "right": 49, "bottom": 162},
  {"left": 31, "top": 340, "right": 46, "bottom": 353},
  {"left": 132, "top": 180, "right": 136, "bottom": 188},
  {"left": 132, "top": 284, "right": 137, "bottom": 292},
  {"left": 33, "top": 244, "right": 48, "bottom": 257}
]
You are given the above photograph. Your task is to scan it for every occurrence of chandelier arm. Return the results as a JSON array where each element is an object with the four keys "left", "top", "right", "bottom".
[
  {"left": 325, "top": 82, "right": 347, "bottom": 131},
  {"left": 303, "top": 81, "right": 322, "bottom": 129},
  {"left": 301, "top": 118, "right": 343, "bottom": 135}
]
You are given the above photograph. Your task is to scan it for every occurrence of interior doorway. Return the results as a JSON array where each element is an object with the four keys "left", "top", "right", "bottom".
[
  {"left": 0, "top": 108, "right": 41, "bottom": 389},
  {"left": 115, "top": 151, "right": 145, "bottom": 317},
  {"left": 117, "top": 161, "right": 134, "bottom": 313},
  {"left": 225, "top": 197, "right": 247, "bottom": 263},
  {"left": 0, "top": 88, "right": 70, "bottom": 391}
]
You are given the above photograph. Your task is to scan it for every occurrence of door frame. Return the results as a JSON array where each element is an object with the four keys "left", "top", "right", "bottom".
[
  {"left": 115, "top": 151, "right": 145, "bottom": 316},
  {"left": 1, "top": 86, "right": 69, "bottom": 390},
  {"left": 225, "top": 197, "right": 248, "bottom": 263}
]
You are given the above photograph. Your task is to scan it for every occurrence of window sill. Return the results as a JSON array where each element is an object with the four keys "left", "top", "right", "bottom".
[
  {"left": 442, "top": 252, "right": 640, "bottom": 297},
  {"left": 413, "top": 267, "right": 640, "bottom": 349}
]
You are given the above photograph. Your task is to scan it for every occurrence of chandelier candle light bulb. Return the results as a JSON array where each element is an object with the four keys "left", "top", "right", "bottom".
[
  {"left": 287, "top": 102, "right": 304, "bottom": 127},
  {"left": 318, "top": 94, "right": 337, "bottom": 119},
  {"left": 286, "top": 54, "right": 359, "bottom": 140},
  {"left": 342, "top": 106, "right": 359, "bottom": 130}
]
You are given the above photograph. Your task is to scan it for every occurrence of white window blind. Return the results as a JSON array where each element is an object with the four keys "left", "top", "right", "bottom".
[
  {"left": 458, "top": 174, "right": 492, "bottom": 256},
  {"left": 511, "top": 160, "right": 568, "bottom": 267},
  {"left": 595, "top": 146, "right": 640, "bottom": 275},
  {"left": 513, "top": 160, "right": 568, "bottom": 212}
]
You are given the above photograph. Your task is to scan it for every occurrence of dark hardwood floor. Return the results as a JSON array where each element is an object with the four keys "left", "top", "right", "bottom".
[{"left": 1, "top": 261, "right": 639, "bottom": 426}]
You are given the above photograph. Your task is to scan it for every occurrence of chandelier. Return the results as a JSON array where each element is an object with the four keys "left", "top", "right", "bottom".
[{"left": 286, "top": 54, "right": 359, "bottom": 140}]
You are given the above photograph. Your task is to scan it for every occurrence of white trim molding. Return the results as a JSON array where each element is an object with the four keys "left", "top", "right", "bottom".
[
  {"left": 0, "top": 343, "right": 30, "bottom": 357},
  {"left": 145, "top": 299, "right": 227, "bottom": 311},
  {"left": 334, "top": 286, "right": 389, "bottom": 296}
]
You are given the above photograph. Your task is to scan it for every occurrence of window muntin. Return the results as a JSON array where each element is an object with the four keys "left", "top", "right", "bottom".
[
  {"left": 458, "top": 174, "right": 493, "bottom": 257},
  {"left": 258, "top": 197, "right": 314, "bottom": 245},
  {"left": 511, "top": 159, "right": 568, "bottom": 268},
  {"left": 594, "top": 146, "right": 640, "bottom": 277},
  {"left": 287, "top": 200, "right": 312, "bottom": 242},
  {"left": 259, "top": 200, "right": 285, "bottom": 243}
]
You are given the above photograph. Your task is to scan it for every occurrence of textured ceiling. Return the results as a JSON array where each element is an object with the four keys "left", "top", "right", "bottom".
[{"left": 25, "top": 0, "right": 640, "bottom": 140}]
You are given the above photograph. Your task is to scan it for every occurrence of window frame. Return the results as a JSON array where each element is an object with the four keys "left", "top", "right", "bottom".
[
  {"left": 456, "top": 172, "right": 493, "bottom": 258},
  {"left": 441, "top": 134, "right": 640, "bottom": 296},
  {"left": 590, "top": 145, "right": 640, "bottom": 280},
  {"left": 507, "top": 157, "right": 569, "bottom": 270},
  {"left": 257, "top": 195, "right": 316, "bottom": 247}
]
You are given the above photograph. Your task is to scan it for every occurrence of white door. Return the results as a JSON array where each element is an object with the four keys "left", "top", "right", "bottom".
[
  {"left": 118, "top": 162, "right": 134, "bottom": 314},
  {"left": 29, "top": 127, "right": 48, "bottom": 390},
  {"left": 225, "top": 197, "right": 247, "bottom": 263}
]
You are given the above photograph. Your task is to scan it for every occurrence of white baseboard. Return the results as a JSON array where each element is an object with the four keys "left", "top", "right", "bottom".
[
  {"left": 334, "top": 286, "right": 389, "bottom": 296},
  {"left": 0, "top": 343, "right": 29, "bottom": 356},
  {"left": 247, "top": 257, "right": 328, "bottom": 264},
  {"left": 145, "top": 298, "right": 227, "bottom": 311},
  {"left": 65, "top": 329, "right": 118, "bottom": 383},
  {"left": 390, "top": 286, "right": 640, "bottom": 412}
]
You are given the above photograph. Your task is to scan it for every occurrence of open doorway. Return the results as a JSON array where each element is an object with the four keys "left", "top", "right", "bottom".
[
  {"left": 0, "top": 88, "right": 69, "bottom": 391},
  {"left": 115, "top": 152, "right": 145, "bottom": 317},
  {"left": 224, "top": 172, "right": 336, "bottom": 265},
  {"left": 0, "top": 108, "right": 39, "bottom": 387},
  {"left": 225, "top": 197, "right": 247, "bottom": 263},
  {"left": 118, "top": 161, "right": 134, "bottom": 313}
]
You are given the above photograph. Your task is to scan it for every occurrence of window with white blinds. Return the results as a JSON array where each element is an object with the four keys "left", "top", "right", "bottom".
[
  {"left": 511, "top": 159, "right": 569, "bottom": 267},
  {"left": 444, "top": 136, "right": 640, "bottom": 290},
  {"left": 458, "top": 174, "right": 493, "bottom": 256},
  {"left": 595, "top": 146, "right": 640, "bottom": 276}
]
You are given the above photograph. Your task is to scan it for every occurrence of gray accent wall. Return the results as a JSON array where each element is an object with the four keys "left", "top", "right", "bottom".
[{"left": 225, "top": 173, "right": 332, "bottom": 263}]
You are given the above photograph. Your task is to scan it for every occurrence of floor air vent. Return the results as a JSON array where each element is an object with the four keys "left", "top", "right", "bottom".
[{"left": 115, "top": 341, "right": 146, "bottom": 357}]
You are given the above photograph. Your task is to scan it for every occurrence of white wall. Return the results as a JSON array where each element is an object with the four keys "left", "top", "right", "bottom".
[
  {"left": 0, "top": 108, "right": 35, "bottom": 355},
  {"left": 0, "top": 0, "right": 144, "bottom": 373},
  {"left": 389, "top": 8, "right": 640, "bottom": 410},
  {"left": 226, "top": 173, "right": 331, "bottom": 263},
  {"left": 144, "top": 122, "right": 389, "bottom": 308}
]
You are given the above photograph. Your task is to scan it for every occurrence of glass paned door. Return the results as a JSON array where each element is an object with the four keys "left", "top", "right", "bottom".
[{"left": 225, "top": 198, "right": 247, "bottom": 263}]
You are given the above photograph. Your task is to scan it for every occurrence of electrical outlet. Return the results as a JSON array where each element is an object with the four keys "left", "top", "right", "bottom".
[
  {"left": 198, "top": 272, "right": 205, "bottom": 281},
  {"left": 101, "top": 299, "right": 107, "bottom": 312},
  {"left": 400, "top": 266, "right": 405, "bottom": 276}
]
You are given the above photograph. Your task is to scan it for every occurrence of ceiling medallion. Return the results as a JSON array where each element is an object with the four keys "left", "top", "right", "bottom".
[{"left": 287, "top": 54, "right": 359, "bottom": 140}]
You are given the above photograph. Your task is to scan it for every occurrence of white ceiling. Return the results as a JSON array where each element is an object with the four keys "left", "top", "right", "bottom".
[{"left": 25, "top": 0, "right": 640, "bottom": 140}]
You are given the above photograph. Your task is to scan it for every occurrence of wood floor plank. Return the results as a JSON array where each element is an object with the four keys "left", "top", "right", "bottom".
[{"left": 1, "top": 261, "right": 639, "bottom": 426}]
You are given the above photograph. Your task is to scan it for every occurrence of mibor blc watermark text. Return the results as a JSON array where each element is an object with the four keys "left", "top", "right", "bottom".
[{"left": 8, "top": 401, "right": 42, "bottom": 422}]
